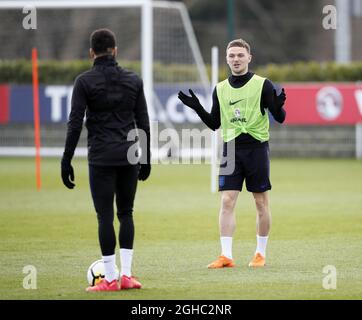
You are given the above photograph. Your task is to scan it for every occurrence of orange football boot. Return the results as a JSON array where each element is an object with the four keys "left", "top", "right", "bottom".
[
  {"left": 86, "top": 279, "right": 119, "bottom": 292},
  {"left": 248, "top": 253, "right": 266, "bottom": 267},
  {"left": 207, "top": 255, "right": 235, "bottom": 269},
  {"left": 120, "top": 275, "right": 142, "bottom": 289}
]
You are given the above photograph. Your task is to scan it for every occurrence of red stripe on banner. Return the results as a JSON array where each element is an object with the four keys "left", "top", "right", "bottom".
[{"left": 0, "top": 85, "right": 9, "bottom": 124}]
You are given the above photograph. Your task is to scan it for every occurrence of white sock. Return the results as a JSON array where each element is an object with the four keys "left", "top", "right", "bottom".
[
  {"left": 102, "top": 254, "right": 117, "bottom": 282},
  {"left": 220, "top": 236, "right": 233, "bottom": 259},
  {"left": 120, "top": 248, "right": 133, "bottom": 277},
  {"left": 255, "top": 235, "right": 269, "bottom": 257}
]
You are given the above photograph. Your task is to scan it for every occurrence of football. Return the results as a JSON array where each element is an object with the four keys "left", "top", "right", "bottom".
[{"left": 87, "top": 259, "right": 120, "bottom": 286}]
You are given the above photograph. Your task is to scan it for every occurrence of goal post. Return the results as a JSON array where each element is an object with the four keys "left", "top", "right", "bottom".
[
  {"left": 0, "top": 0, "right": 155, "bottom": 118},
  {"left": 0, "top": 0, "right": 213, "bottom": 162},
  {"left": 210, "top": 46, "right": 219, "bottom": 193},
  {"left": 0, "top": 0, "right": 210, "bottom": 118}
]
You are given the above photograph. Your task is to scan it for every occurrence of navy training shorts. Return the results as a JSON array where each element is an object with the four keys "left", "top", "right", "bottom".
[{"left": 218, "top": 142, "right": 272, "bottom": 193}]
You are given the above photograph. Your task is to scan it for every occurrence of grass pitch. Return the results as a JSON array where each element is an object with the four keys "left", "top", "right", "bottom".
[{"left": 0, "top": 157, "right": 361, "bottom": 300}]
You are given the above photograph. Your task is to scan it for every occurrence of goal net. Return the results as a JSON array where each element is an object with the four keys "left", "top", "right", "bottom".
[{"left": 0, "top": 0, "right": 213, "bottom": 163}]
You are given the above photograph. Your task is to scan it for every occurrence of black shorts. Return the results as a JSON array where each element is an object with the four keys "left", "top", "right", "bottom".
[{"left": 218, "top": 142, "right": 271, "bottom": 193}]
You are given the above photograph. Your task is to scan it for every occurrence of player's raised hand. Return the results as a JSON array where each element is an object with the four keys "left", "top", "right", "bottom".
[
  {"left": 273, "top": 88, "right": 286, "bottom": 109},
  {"left": 61, "top": 160, "right": 75, "bottom": 189},
  {"left": 178, "top": 89, "right": 201, "bottom": 110}
]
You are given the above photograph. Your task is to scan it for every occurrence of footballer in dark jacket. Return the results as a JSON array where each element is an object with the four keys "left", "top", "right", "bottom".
[{"left": 61, "top": 28, "right": 150, "bottom": 292}]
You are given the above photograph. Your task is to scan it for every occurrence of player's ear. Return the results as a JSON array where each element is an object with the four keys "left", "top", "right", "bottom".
[
  {"left": 113, "top": 46, "right": 118, "bottom": 58},
  {"left": 248, "top": 54, "right": 252, "bottom": 63},
  {"left": 226, "top": 53, "right": 231, "bottom": 65},
  {"left": 89, "top": 48, "right": 95, "bottom": 59}
]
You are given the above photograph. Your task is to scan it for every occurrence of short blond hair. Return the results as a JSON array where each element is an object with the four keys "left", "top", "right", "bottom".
[{"left": 226, "top": 38, "right": 251, "bottom": 54}]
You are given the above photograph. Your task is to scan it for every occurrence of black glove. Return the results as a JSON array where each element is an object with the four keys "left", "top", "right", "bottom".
[
  {"left": 178, "top": 89, "right": 202, "bottom": 110},
  {"left": 138, "top": 164, "right": 151, "bottom": 181},
  {"left": 61, "top": 159, "right": 75, "bottom": 189},
  {"left": 274, "top": 88, "right": 286, "bottom": 110}
]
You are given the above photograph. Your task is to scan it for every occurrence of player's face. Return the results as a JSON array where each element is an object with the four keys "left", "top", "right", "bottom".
[{"left": 226, "top": 47, "right": 252, "bottom": 75}]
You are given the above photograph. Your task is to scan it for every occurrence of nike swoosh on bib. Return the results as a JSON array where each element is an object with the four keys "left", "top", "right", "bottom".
[{"left": 229, "top": 99, "right": 245, "bottom": 105}]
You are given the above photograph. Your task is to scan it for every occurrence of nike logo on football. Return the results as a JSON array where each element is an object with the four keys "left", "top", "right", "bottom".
[{"left": 229, "top": 99, "right": 245, "bottom": 105}]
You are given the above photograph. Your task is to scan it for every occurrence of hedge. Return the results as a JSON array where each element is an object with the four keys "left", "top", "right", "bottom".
[
  {"left": 0, "top": 59, "right": 361, "bottom": 84},
  {"left": 254, "top": 61, "right": 362, "bottom": 82}
]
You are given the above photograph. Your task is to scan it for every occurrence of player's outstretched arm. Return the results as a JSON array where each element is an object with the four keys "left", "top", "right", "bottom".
[{"left": 178, "top": 89, "right": 220, "bottom": 130}]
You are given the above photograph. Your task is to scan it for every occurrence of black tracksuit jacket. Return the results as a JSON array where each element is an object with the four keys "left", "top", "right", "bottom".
[{"left": 63, "top": 55, "right": 150, "bottom": 166}]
